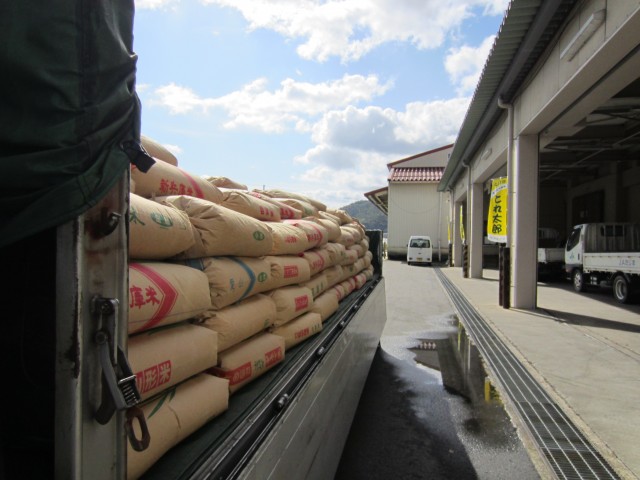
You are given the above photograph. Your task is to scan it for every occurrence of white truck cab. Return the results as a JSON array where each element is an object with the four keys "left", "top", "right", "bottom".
[{"left": 407, "top": 235, "right": 432, "bottom": 266}]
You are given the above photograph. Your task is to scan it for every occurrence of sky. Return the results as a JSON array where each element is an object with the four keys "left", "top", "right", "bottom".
[{"left": 133, "top": 0, "right": 510, "bottom": 208}]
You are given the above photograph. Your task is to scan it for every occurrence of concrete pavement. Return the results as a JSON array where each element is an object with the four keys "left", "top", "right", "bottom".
[{"left": 439, "top": 266, "right": 640, "bottom": 480}]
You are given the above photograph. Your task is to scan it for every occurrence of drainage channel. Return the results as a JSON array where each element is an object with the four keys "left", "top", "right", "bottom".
[{"left": 434, "top": 268, "right": 620, "bottom": 480}]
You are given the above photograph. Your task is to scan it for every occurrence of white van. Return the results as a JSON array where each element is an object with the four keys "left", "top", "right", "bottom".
[{"left": 407, "top": 235, "right": 432, "bottom": 266}]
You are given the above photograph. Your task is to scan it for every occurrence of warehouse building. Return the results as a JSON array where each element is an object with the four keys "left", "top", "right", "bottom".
[{"left": 365, "top": 145, "right": 453, "bottom": 260}]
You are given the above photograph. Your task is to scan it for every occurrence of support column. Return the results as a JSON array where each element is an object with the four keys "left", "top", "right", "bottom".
[
  {"left": 469, "top": 182, "right": 484, "bottom": 278},
  {"left": 511, "top": 134, "right": 539, "bottom": 309},
  {"left": 453, "top": 200, "right": 463, "bottom": 267}
]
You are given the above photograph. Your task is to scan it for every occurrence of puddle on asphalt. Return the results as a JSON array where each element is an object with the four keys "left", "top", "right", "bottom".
[
  {"left": 407, "top": 317, "right": 536, "bottom": 469},
  {"left": 409, "top": 317, "right": 499, "bottom": 404}
]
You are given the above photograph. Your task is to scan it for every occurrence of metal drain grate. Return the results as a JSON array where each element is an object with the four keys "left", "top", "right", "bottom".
[{"left": 435, "top": 268, "right": 620, "bottom": 480}]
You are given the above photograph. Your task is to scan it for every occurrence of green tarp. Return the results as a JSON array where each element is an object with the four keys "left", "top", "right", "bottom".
[{"left": 0, "top": 0, "right": 142, "bottom": 248}]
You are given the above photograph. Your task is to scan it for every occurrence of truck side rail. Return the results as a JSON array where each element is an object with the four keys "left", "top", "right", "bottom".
[{"left": 141, "top": 275, "right": 382, "bottom": 479}]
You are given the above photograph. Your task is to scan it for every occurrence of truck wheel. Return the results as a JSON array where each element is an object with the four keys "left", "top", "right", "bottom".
[
  {"left": 613, "top": 275, "right": 630, "bottom": 304},
  {"left": 572, "top": 269, "right": 587, "bottom": 292}
]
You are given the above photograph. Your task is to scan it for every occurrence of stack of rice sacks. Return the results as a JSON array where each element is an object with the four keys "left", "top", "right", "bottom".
[{"left": 126, "top": 135, "right": 374, "bottom": 479}]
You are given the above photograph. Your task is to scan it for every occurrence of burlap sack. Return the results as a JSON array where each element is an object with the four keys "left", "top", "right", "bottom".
[
  {"left": 265, "top": 255, "right": 311, "bottom": 290},
  {"left": 129, "top": 323, "right": 218, "bottom": 401},
  {"left": 202, "top": 175, "right": 248, "bottom": 190},
  {"left": 270, "top": 312, "right": 322, "bottom": 350},
  {"left": 179, "top": 256, "right": 272, "bottom": 309},
  {"left": 248, "top": 191, "right": 302, "bottom": 219},
  {"left": 129, "top": 193, "right": 195, "bottom": 260},
  {"left": 220, "top": 190, "right": 281, "bottom": 222},
  {"left": 129, "top": 262, "right": 212, "bottom": 334},
  {"left": 199, "top": 294, "right": 277, "bottom": 351},
  {"left": 301, "top": 247, "right": 334, "bottom": 276},
  {"left": 211, "top": 333, "right": 285, "bottom": 393},
  {"left": 140, "top": 134, "right": 179, "bottom": 166},
  {"left": 161, "top": 196, "right": 273, "bottom": 258},
  {"left": 269, "top": 285, "right": 314, "bottom": 327},
  {"left": 309, "top": 291, "right": 339, "bottom": 322},
  {"left": 360, "top": 237, "right": 370, "bottom": 252},
  {"left": 264, "top": 221, "right": 310, "bottom": 255},
  {"left": 318, "top": 210, "right": 341, "bottom": 225},
  {"left": 283, "top": 219, "right": 328, "bottom": 248},
  {"left": 131, "top": 160, "right": 223, "bottom": 204},
  {"left": 127, "top": 374, "right": 228, "bottom": 480},
  {"left": 299, "top": 272, "right": 328, "bottom": 299}
]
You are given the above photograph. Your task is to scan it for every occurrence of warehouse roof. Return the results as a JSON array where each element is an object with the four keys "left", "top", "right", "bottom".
[
  {"left": 439, "top": 0, "right": 578, "bottom": 191},
  {"left": 388, "top": 167, "right": 444, "bottom": 183}
]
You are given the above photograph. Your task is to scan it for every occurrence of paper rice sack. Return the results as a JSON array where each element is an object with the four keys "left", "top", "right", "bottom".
[
  {"left": 270, "top": 312, "right": 322, "bottom": 350},
  {"left": 301, "top": 247, "right": 334, "bottom": 276},
  {"left": 131, "top": 160, "right": 223, "bottom": 204},
  {"left": 179, "top": 256, "right": 272, "bottom": 309},
  {"left": 140, "top": 134, "right": 179, "bottom": 166},
  {"left": 129, "top": 193, "right": 195, "bottom": 260},
  {"left": 220, "top": 190, "right": 281, "bottom": 221},
  {"left": 283, "top": 219, "right": 328, "bottom": 248},
  {"left": 299, "top": 272, "right": 328, "bottom": 299},
  {"left": 202, "top": 175, "right": 248, "bottom": 190},
  {"left": 128, "top": 262, "right": 212, "bottom": 334},
  {"left": 211, "top": 333, "right": 285, "bottom": 393},
  {"left": 248, "top": 191, "right": 302, "bottom": 219},
  {"left": 264, "top": 255, "right": 311, "bottom": 290},
  {"left": 127, "top": 374, "right": 229, "bottom": 480},
  {"left": 161, "top": 195, "right": 273, "bottom": 258},
  {"left": 310, "top": 291, "right": 340, "bottom": 322},
  {"left": 129, "top": 323, "right": 218, "bottom": 401},
  {"left": 199, "top": 294, "right": 277, "bottom": 351},
  {"left": 269, "top": 285, "right": 314, "bottom": 327},
  {"left": 265, "top": 221, "right": 311, "bottom": 255}
]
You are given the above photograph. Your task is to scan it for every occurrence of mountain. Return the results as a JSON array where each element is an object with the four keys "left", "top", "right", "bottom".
[{"left": 341, "top": 200, "right": 387, "bottom": 232}]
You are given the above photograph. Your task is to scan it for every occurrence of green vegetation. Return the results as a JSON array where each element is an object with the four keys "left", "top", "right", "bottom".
[{"left": 341, "top": 200, "right": 387, "bottom": 232}]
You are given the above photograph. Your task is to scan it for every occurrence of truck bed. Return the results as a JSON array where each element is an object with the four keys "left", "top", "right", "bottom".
[
  {"left": 537, "top": 247, "right": 564, "bottom": 264},
  {"left": 141, "top": 274, "right": 386, "bottom": 480},
  {"left": 584, "top": 252, "right": 640, "bottom": 275}
]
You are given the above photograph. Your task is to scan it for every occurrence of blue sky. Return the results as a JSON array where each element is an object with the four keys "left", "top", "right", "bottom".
[{"left": 133, "top": 0, "right": 509, "bottom": 208}]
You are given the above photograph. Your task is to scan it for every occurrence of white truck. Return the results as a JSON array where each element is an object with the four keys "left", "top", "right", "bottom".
[
  {"left": 0, "top": 4, "right": 387, "bottom": 478},
  {"left": 565, "top": 223, "right": 640, "bottom": 303}
]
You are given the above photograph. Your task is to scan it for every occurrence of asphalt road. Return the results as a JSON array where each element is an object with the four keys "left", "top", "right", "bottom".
[{"left": 334, "top": 259, "right": 540, "bottom": 480}]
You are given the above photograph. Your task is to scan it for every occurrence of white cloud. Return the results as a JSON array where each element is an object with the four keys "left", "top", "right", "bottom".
[
  {"left": 289, "top": 96, "right": 470, "bottom": 206},
  {"left": 135, "top": 0, "right": 179, "bottom": 9},
  {"left": 149, "top": 74, "right": 392, "bottom": 133},
  {"left": 301, "top": 97, "right": 469, "bottom": 162},
  {"left": 445, "top": 34, "right": 496, "bottom": 95},
  {"left": 202, "top": 0, "right": 508, "bottom": 62},
  {"left": 162, "top": 144, "right": 183, "bottom": 156}
]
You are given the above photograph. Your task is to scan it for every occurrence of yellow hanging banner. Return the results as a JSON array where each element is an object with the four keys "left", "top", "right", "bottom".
[
  {"left": 459, "top": 204, "right": 465, "bottom": 243},
  {"left": 487, "top": 177, "right": 508, "bottom": 243}
]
